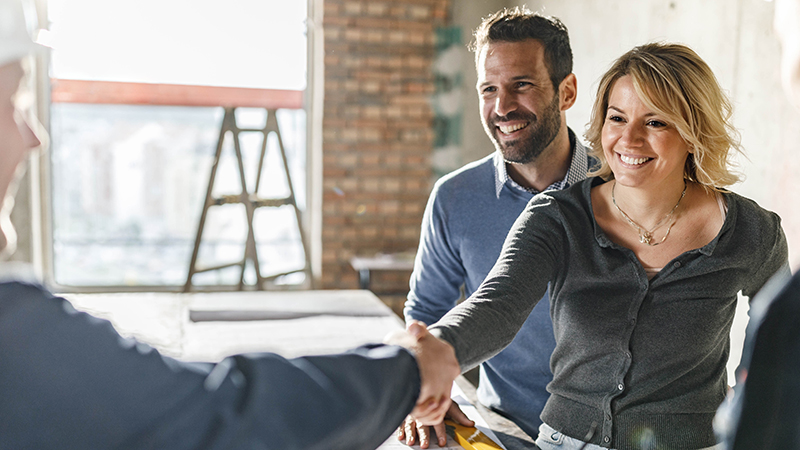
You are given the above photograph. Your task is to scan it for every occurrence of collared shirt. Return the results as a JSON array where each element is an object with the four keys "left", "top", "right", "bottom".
[{"left": 493, "top": 130, "right": 590, "bottom": 198}]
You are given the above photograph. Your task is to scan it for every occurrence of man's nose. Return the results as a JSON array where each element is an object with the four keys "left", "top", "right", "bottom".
[{"left": 494, "top": 90, "right": 517, "bottom": 117}]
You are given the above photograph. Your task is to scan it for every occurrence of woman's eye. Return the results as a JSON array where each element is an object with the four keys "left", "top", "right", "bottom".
[
  {"left": 607, "top": 115, "right": 624, "bottom": 123},
  {"left": 647, "top": 120, "right": 666, "bottom": 128}
]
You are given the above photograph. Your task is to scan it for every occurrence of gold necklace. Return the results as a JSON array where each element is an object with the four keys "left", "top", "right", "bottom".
[{"left": 611, "top": 181, "right": 687, "bottom": 246}]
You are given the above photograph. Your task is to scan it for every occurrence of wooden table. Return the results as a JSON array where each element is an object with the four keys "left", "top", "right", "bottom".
[{"left": 64, "top": 290, "right": 537, "bottom": 449}]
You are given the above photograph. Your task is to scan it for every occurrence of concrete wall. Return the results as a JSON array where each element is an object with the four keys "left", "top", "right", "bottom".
[
  {"left": 454, "top": 0, "right": 800, "bottom": 269},
  {"left": 533, "top": 0, "right": 800, "bottom": 270},
  {"left": 448, "top": 0, "right": 507, "bottom": 167},
  {"left": 447, "top": 0, "right": 800, "bottom": 383}
]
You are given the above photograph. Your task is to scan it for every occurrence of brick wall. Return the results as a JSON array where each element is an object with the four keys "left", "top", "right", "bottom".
[{"left": 321, "top": 0, "right": 451, "bottom": 312}]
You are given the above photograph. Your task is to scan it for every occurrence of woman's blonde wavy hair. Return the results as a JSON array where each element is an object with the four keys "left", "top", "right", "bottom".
[{"left": 585, "top": 42, "right": 743, "bottom": 191}]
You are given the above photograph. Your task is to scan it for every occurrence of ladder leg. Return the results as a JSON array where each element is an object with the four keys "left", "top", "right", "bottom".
[
  {"left": 253, "top": 114, "right": 270, "bottom": 194},
  {"left": 231, "top": 120, "right": 265, "bottom": 290},
  {"left": 184, "top": 108, "right": 233, "bottom": 292},
  {"left": 268, "top": 109, "right": 315, "bottom": 288}
]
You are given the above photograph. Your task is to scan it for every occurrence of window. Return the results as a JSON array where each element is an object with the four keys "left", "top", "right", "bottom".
[{"left": 46, "top": 0, "right": 310, "bottom": 288}]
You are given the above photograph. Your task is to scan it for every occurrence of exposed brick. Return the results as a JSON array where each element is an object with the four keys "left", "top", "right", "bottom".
[
  {"left": 362, "top": 105, "right": 382, "bottom": 120},
  {"left": 343, "top": 1, "right": 363, "bottom": 16},
  {"left": 366, "top": 3, "right": 390, "bottom": 16},
  {"left": 382, "top": 178, "right": 402, "bottom": 193},
  {"left": 321, "top": 0, "right": 449, "bottom": 291},
  {"left": 361, "top": 154, "right": 381, "bottom": 166},
  {"left": 409, "top": 6, "right": 431, "bottom": 20}
]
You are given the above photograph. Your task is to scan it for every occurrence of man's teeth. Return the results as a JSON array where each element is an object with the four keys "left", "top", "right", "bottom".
[
  {"left": 498, "top": 123, "right": 527, "bottom": 134},
  {"left": 620, "top": 155, "right": 650, "bottom": 165}
]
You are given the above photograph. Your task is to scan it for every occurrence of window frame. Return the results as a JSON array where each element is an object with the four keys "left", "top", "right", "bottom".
[{"left": 31, "top": 0, "right": 323, "bottom": 292}]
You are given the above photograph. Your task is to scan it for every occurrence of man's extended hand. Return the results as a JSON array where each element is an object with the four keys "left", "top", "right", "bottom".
[
  {"left": 397, "top": 402, "right": 475, "bottom": 448},
  {"left": 384, "top": 321, "right": 460, "bottom": 428}
]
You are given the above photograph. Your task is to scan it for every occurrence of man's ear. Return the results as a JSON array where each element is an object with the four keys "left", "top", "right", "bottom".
[{"left": 559, "top": 73, "right": 577, "bottom": 111}]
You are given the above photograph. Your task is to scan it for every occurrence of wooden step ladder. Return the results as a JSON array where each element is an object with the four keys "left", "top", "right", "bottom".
[{"left": 184, "top": 107, "right": 312, "bottom": 292}]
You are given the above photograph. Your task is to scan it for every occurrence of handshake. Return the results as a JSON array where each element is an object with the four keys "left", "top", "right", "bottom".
[{"left": 385, "top": 321, "right": 473, "bottom": 448}]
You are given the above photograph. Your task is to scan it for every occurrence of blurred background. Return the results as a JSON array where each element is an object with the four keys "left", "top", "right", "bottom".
[{"left": 13, "top": 0, "right": 799, "bottom": 311}]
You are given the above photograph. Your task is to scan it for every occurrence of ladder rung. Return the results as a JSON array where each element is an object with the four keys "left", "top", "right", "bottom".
[
  {"left": 212, "top": 194, "right": 244, "bottom": 206},
  {"left": 261, "top": 268, "right": 307, "bottom": 282},
  {"left": 194, "top": 261, "right": 244, "bottom": 274},
  {"left": 252, "top": 197, "right": 292, "bottom": 208},
  {"left": 212, "top": 195, "right": 292, "bottom": 207},
  {"left": 236, "top": 127, "right": 265, "bottom": 133}
]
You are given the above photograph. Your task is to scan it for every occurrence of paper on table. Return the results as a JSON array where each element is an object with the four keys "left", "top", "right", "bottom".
[{"left": 377, "top": 382, "right": 507, "bottom": 450}]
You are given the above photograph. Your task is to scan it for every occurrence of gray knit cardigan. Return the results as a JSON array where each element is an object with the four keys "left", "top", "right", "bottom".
[{"left": 430, "top": 177, "right": 789, "bottom": 450}]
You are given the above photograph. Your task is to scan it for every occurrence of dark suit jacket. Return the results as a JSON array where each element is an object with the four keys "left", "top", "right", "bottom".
[
  {"left": 0, "top": 281, "right": 419, "bottom": 449},
  {"left": 717, "top": 270, "right": 800, "bottom": 449}
]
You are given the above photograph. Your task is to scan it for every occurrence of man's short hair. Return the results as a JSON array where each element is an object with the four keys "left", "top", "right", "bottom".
[{"left": 469, "top": 6, "right": 573, "bottom": 90}]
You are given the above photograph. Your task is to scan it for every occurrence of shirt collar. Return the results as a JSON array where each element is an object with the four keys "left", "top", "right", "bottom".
[{"left": 493, "top": 128, "right": 590, "bottom": 198}]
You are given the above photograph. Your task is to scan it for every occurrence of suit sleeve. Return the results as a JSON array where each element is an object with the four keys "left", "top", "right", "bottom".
[{"left": 0, "top": 281, "right": 419, "bottom": 450}]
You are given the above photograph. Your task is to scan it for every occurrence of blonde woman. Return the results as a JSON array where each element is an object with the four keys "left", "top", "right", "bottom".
[{"left": 409, "top": 43, "right": 790, "bottom": 450}]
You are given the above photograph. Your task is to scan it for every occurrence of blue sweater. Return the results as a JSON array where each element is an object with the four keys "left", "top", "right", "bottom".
[{"left": 405, "top": 132, "right": 590, "bottom": 437}]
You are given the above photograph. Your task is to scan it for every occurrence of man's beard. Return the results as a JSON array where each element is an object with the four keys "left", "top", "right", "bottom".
[{"left": 486, "top": 92, "right": 562, "bottom": 164}]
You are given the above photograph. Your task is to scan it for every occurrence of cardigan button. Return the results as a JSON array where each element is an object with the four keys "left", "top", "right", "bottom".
[
  {"left": 618, "top": 383, "right": 624, "bottom": 391},
  {"left": 604, "top": 436, "right": 611, "bottom": 443},
  {"left": 674, "top": 261, "right": 682, "bottom": 268}
]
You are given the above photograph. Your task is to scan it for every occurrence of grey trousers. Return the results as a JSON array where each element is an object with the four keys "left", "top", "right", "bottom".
[{"left": 534, "top": 422, "right": 723, "bottom": 450}]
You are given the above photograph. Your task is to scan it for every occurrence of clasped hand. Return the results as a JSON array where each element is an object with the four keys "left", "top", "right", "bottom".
[{"left": 384, "top": 321, "right": 461, "bottom": 435}]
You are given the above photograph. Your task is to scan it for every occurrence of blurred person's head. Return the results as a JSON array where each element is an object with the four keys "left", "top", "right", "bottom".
[
  {"left": 0, "top": 0, "right": 44, "bottom": 258},
  {"left": 586, "top": 42, "right": 742, "bottom": 192},
  {"left": 775, "top": 0, "right": 800, "bottom": 107}
]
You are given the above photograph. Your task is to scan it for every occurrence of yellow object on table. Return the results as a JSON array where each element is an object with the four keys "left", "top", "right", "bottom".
[{"left": 445, "top": 420, "right": 504, "bottom": 450}]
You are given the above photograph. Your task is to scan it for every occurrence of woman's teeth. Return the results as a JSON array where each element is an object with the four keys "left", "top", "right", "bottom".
[{"left": 620, "top": 155, "right": 650, "bottom": 165}]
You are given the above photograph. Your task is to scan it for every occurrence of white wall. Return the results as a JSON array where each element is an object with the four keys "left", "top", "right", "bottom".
[
  {"left": 482, "top": 0, "right": 799, "bottom": 383},
  {"left": 525, "top": 0, "right": 800, "bottom": 269},
  {"left": 453, "top": 0, "right": 508, "bottom": 165},
  {"left": 455, "top": 1, "right": 799, "bottom": 268}
]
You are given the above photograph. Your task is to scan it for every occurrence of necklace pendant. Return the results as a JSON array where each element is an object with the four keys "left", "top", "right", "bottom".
[{"left": 639, "top": 232, "right": 652, "bottom": 245}]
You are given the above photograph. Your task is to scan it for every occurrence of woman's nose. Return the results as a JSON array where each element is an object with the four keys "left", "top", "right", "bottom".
[{"left": 619, "top": 123, "right": 643, "bottom": 146}]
